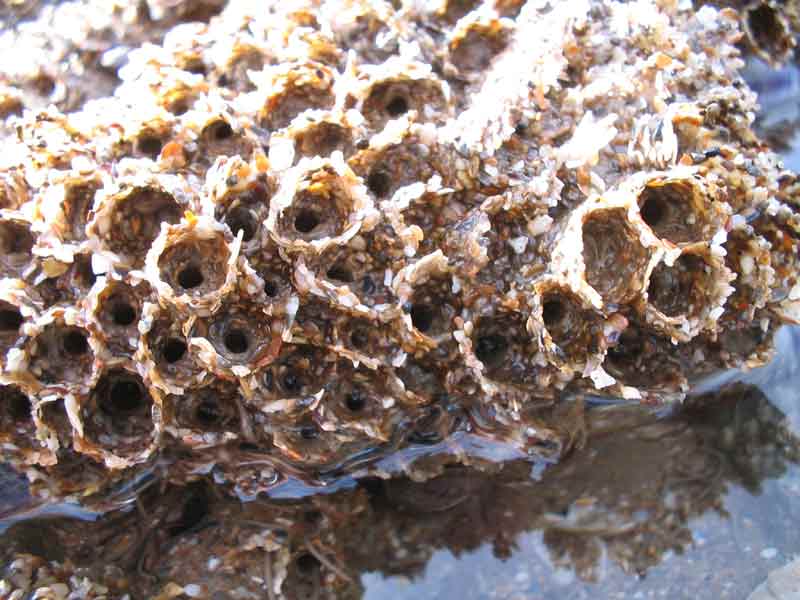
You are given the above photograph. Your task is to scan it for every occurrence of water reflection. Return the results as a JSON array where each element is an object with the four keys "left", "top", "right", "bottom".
[
  {"left": 2, "top": 367, "right": 799, "bottom": 598},
  {"left": 745, "top": 56, "right": 800, "bottom": 171}
]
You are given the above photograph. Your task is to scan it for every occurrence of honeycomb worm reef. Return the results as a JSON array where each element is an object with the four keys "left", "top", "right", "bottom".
[{"left": 0, "top": 0, "right": 799, "bottom": 512}]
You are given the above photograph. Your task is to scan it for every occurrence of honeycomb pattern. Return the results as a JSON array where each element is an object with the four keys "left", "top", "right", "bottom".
[{"left": 0, "top": 0, "right": 798, "bottom": 507}]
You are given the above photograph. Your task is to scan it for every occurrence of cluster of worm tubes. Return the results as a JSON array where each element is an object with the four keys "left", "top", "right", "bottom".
[{"left": 0, "top": 0, "right": 797, "bottom": 566}]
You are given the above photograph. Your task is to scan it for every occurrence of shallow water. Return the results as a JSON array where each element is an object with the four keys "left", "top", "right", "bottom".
[{"left": 747, "top": 56, "right": 800, "bottom": 171}]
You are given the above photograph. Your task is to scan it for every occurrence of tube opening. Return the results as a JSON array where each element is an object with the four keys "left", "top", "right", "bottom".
[
  {"left": 296, "top": 553, "right": 320, "bottom": 573},
  {"left": 0, "top": 221, "right": 32, "bottom": 255},
  {"left": 136, "top": 135, "right": 163, "bottom": 158},
  {"left": 0, "top": 309, "right": 23, "bottom": 332},
  {"left": 111, "top": 302, "right": 136, "bottom": 326},
  {"left": 224, "top": 328, "right": 249, "bottom": 354},
  {"left": 282, "top": 370, "right": 303, "bottom": 394},
  {"left": 294, "top": 208, "right": 321, "bottom": 234},
  {"left": 109, "top": 188, "right": 181, "bottom": 264},
  {"left": 225, "top": 206, "right": 257, "bottom": 242},
  {"left": 747, "top": 3, "right": 790, "bottom": 57},
  {"left": 326, "top": 263, "right": 354, "bottom": 283},
  {"left": 350, "top": 327, "right": 369, "bottom": 349},
  {"left": 177, "top": 264, "right": 204, "bottom": 290},
  {"left": 62, "top": 330, "right": 89, "bottom": 356},
  {"left": 638, "top": 181, "right": 704, "bottom": 244},
  {"left": 647, "top": 253, "right": 706, "bottom": 317},
  {"left": 263, "top": 278, "right": 279, "bottom": 298},
  {"left": 640, "top": 193, "right": 665, "bottom": 228},
  {"left": 0, "top": 221, "right": 34, "bottom": 275},
  {"left": 163, "top": 337, "right": 187, "bottom": 363},
  {"left": 88, "top": 369, "right": 154, "bottom": 456},
  {"left": 299, "top": 424, "right": 319, "bottom": 440},
  {"left": 6, "top": 387, "right": 31, "bottom": 423},
  {"left": 366, "top": 168, "right": 391, "bottom": 198},
  {"left": 208, "top": 120, "right": 233, "bottom": 141},
  {"left": 295, "top": 122, "right": 349, "bottom": 160},
  {"left": 582, "top": 208, "right": 650, "bottom": 303},
  {"left": 474, "top": 333, "right": 509, "bottom": 368},
  {"left": 345, "top": 390, "right": 366, "bottom": 412},
  {"left": 542, "top": 299, "right": 565, "bottom": 329},
  {"left": 108, "top": 379, "right": 144, "bottom": 414},
  {"left": 386, "top": 95, "right": 409, "bottom": 117},
  {"left": 196, "top": 398, "right": 224, "bottom": 426},
  {"left": 410, "top": 303, "right": 435, "bottom": 333}
]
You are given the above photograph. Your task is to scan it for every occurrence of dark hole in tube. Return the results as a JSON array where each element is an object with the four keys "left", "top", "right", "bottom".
[
  {"left": 362, "top": 275, "right": 376, "bottom": 294},
  {"left": 224, "top": 329, "right": 249, "bottom": 354},
  {"left": 178, "top": 265, "right": 204, "bottom": 289},
  {"left": 300, "top": 425, "right": 318, "bottom": 440},
  {"left": 0, "top": 222, "right": 33, "bottom": 255},
  {"left": 748, "top": 4, "right": 782, "bottom": 49},
  {"left": 542, "top": 299, "right": 565, "bottom": 328},
  {"left": 326, "top": 264, "right": 353, "bottom": 283},
  {"left": 196, "top": 398, "right": 222, "bottom": 425},
  {"left": 0, "top": 309, "right": 23, "bottom": 331},
  {"left": 640, "top": 191, "right": 667, "bottom": 228},
  {"left": 345, "top": 391, "right": 366, "bottom": 412},
  {"left": 168, "top": 487, "right": 209, "bottom": 537},
  {"left": 283, "top": 371, "right": 302, "bottom": 393},
  {"left": 366, "top": 169, "right": 391, "bottom": 198},
  {"left": 296, "top": 553, "right": 320, "bottom": 573},
  {"left": 350, "top": 328, "right": 369, "bottom": 349},
  {"left": 137, "top": 136, "right": 163, "bottom": 158},
  {"left": 211, "top": 121, "right": 234, "bottom": 141},
  {"left": 474, "top": 334, "right": 508, "bottom": 366},
  {"left": 225, "top": 206, "right": 257, "bottom": 242},
  {"left": 163, "top": 338, "right": 187, "bottom": 363},
  {"left": 8, "top": 389, "right": 31, "bottom": 422},
  {"left": 108, "top": 379, "right": 144, "bottom": 413},
  {"left": 410, "top": 304, "right": 435, "bottom": 333},
  {"left": 386, "top": 96, "right": 409, "bottom": 117},
  {"left": 263, "top": 278, "right": 279, "bottom": 298},
  {"left": 304, "top": 510, "right": 321, "bottom": 524},
  {"left": 32, "top": 73, "right": 55, "bottom": 96},
  {"left": 294, "top": 209, "right": 321, "bottom": 234},
  {"left": 111, "top": 303, "right": 136, "bottom": 327},
  {"left": 62, "top": 330, "right": 89, "bottom": 356},
  {"left": 185, "top": 62, "right": 207, "bottom": 76},
  {"left": 607, "top": 328, "right": 643, "bottom": 365},
  {"left": 171, "top": 100, "right": 189, "bottom": 116}
]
